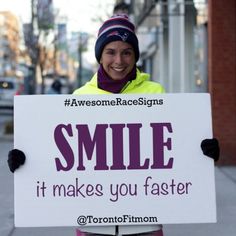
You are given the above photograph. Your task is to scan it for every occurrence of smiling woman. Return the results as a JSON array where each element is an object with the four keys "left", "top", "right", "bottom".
[
  {"left": 72, "top": 13, "right": 166, "bottom": 236},
  {"left": 73, "top": 14, "right": 165, "bottom": 96}
]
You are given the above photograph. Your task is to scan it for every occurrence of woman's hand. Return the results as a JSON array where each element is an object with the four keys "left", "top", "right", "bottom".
[
  {"left": 201, "top": 138, "right": 220, "bottom": 162},
  {"left": 7, "top": 149, "right": 26, "bottom": 173}
]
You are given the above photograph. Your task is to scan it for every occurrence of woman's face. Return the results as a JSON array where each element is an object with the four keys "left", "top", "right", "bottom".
[{"left": 100, "top": 41, "right": 136, "bottom": 80}]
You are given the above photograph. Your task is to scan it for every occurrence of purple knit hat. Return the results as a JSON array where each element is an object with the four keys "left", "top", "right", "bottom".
[{"left": 95, "top": 14, "right": 139, "bottom": 63}]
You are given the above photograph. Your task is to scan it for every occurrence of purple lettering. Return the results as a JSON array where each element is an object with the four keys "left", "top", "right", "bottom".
[
  {"left": 150, "top": 123, "right": 173, "bottom": 169},
  {"left": 76, "top": 124, "right": 108, "bottom": 171},
  {"left": 53, "top": 122, "right": 174, "bottom": 172},
  {"left": 127, "top": 123, "right": 149, "bottom": 169},
  {"left": 54, "top": 124, "right": 74, "bottom": 171},
  {"left": 110, "top": 124, "right": 126, "bottom": 170}
]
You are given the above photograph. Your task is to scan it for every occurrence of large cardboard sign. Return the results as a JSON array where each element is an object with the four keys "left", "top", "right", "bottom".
[{"left": 14, "top": 94, "right": 216, "bottom": 227}]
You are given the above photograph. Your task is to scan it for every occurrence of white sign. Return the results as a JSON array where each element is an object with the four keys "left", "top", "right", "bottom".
[{"left": 14, "top": 94, "right": 216, "bottom": 227}]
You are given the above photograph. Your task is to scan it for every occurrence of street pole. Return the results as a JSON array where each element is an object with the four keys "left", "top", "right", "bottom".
[
  {"left": 77, "top": 33, "right": 83, "bottom": 88},
  {"left": 30, "top": 0, "right": 38, "bottom": 94}
]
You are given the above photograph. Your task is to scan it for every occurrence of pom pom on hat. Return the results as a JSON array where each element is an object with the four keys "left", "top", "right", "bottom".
[{"left": 95, "top": 14, "right": 139, "bottom": 63}]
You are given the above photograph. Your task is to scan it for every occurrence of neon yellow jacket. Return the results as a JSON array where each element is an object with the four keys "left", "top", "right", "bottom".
[{"left": 73, "top": 69, "right": 165, "bottom": 95}]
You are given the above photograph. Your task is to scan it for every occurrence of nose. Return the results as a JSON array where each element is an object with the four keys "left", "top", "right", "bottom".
[{"left": 114, "top": 53, "right": 123, "bottom": 64}]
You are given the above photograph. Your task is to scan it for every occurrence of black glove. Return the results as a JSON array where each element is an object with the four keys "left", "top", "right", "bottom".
[
  {"left": 7, "top": 149, "right": 26, "bottom": 173},
  {"left": 201, "top": 138, "right": 220, "bottom": 162}
]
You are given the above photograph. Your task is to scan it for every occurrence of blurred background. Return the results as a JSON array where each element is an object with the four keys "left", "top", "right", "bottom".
[{"left": 0, "top": 0, "right": 235, "bottom": 164}]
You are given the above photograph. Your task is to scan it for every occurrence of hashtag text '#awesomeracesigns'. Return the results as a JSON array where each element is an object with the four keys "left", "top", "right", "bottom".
[{"left": 64, "top": 98, "right": 163, "bottom": 108}]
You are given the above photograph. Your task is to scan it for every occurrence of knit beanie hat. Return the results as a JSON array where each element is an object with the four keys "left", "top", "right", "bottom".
[{"left": 95, "top": 14, "right": 139, "bottom": 63}]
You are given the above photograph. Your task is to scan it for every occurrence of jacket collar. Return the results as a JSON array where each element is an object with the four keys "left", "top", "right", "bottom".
[{"left": 88, "top": 69, "right": 150, "bottom": 93}]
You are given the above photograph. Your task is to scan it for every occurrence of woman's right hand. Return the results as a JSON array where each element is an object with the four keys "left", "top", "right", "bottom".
[{"left": 7, "top": 149, "right": 26, "bottom": 173}]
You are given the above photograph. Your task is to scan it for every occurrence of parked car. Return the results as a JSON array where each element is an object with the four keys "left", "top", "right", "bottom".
[{"left": 0, "top": 77, "right": 24, "bottom": 109}]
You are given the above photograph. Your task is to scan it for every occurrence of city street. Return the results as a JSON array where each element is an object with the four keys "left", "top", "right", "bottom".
[{"left": 1, "top": 123, "right": 236, "bottom": 236}]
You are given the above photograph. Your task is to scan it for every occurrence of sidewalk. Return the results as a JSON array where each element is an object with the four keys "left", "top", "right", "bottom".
[{"left": 1, "top": 137, "right": 236, "bottom": 236}]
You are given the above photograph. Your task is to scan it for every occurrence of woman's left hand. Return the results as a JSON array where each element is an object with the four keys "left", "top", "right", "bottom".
[{"left": 201, "top": 138, "right": 220, "bottom": 162}]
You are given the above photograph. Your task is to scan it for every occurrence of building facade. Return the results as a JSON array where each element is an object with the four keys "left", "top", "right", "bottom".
[
  {"left": 114, "top": 0, "right": 236, "bottom": 165},
  {"left": 208, "top": 0, "right": 236, "bottom": 165},
  {"left": 0, "top": 11, "right": 20, "bottom": 76}
]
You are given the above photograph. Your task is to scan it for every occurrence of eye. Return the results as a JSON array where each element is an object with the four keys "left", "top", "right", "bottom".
[
  {"left": 122, "top": 49, "right": 133, "bottom": 56},
  {"left": 123, "top": 51, "right": 131, "bottom": 56},
  {"left": 105, "top": 49, "right": 115, "bottom": 55}
]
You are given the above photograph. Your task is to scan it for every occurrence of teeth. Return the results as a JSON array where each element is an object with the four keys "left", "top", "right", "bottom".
[{"left": 113, "top": 68, "right": 124, "bottom": 72}]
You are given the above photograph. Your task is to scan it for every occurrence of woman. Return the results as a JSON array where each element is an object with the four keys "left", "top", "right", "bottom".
[
  {"left": 74, "top": 15, "right": 165, "bottom": 235},
  {"left": 73, "top": 14, "right": 164, "bottom": 96},
  {"left": 8, "top": 14, "right": 219, "bottom": 236}
]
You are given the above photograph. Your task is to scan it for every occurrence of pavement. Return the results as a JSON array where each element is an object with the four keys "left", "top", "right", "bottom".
[{"left": 1, "top": 134, "right": 236, "bottom": 236}]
